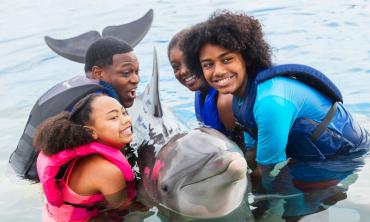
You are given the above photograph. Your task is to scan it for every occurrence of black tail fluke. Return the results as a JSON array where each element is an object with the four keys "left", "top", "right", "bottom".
[{"left": 44, "top": 9, "right": 154, "bottom": 63}]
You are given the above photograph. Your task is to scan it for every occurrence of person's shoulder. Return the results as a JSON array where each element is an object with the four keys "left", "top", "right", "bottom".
[
  {"left": 217, "top": 93, "right": 236, "bottom": 130},
  {"left": 84, "top": 154, "right": 124, "bottom": 180},
  {"left": 217, "top": 93, "right": 233, "bottom": 108},
  {"left": 257, "top": 76, "right": 299, "bottom": 100}
]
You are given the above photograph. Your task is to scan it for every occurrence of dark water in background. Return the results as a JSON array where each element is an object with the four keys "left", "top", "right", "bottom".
[{"left": 0, "top": 0, "right": 369, "bottom": 221}]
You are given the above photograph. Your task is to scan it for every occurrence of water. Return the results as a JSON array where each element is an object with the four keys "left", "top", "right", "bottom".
[{"left": 0, "top": 0, "right": 369, "bottom": 221}]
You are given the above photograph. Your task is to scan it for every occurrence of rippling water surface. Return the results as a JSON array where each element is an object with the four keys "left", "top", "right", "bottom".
[{"left": 0, "top": 0, "right": 369, "bottom": 221}]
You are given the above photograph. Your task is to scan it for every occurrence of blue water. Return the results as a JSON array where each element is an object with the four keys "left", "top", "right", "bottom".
[{"left": 0, "top": 0, "right": 370, "bottom": 221}]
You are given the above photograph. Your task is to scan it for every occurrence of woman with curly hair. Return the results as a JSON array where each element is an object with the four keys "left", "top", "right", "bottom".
[
  {"left": 168, "top": 28, "right": 244, "bottom": 147},
  {"left": 181, "top": 10, "right": 369, "bottom": 217},
  {"left": 34, "top": 93, "right": 138, "bottom": 222}
]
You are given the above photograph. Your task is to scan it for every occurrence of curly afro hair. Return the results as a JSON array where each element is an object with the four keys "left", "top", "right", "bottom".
[
  {"left": 33, "top": 93, "right": 104, "bottom": 156},
  {"left": 181, "top": 10, "right": 272, "bottom": 79}
]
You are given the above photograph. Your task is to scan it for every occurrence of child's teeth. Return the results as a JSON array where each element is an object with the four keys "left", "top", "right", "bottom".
[{"left": 184, "top": 75, "right": 195, "bottom": 82}]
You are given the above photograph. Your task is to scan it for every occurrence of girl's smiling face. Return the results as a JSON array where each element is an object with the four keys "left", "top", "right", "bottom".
[
  {"left": 169, "top": 45, "right": 205, "bottom": 91},
  {"left": 199, "top": 43, "right": 247, "bottom": 96},
  {"left": 88, "top": 96, "right": 133, "bottom": 149}
]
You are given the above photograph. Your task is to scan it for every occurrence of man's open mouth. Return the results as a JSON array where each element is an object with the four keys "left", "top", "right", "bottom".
[{"left": 127, "top": 88, "right": 137, "bottom": 99}]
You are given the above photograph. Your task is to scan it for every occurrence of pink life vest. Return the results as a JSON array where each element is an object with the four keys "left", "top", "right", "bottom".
[{"left": 37, "top": 142, "right": 136, "bottom": 220}]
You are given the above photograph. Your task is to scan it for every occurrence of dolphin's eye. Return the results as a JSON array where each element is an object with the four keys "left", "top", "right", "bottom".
[{"left": 161, "top": 184, "right": 169, "bottom": 192}]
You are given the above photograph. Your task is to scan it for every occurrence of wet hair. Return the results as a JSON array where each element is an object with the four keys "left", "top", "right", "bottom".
[
  {"left": 84, "top": 37, "right": 133, "bottom": 73},
  {"left": 167, "top": 28, "right": 190, "bottom": 59},
  {"left": 181, "top": 10, "right": 273, "bottom": 79},
  {"left": 33, "top": 93, "right": 105, "bottom": 156}
]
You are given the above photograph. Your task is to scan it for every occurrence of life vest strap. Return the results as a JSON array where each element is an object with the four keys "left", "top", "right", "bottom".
[
  {"left": 310, "top": 102, "right": 338, "bottom": 141},
  {"left": 63, "top": 201, "right": 105, "bottom": 211},
  {"left": 236, "top": 102, "right": 339, "bottom": 142}
]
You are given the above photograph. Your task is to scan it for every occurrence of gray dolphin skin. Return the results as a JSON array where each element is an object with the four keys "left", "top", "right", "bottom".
[
  {"left": 127, "top": 49, "right": 250, "bottom": 220},
  {"left": 127, "top": 48, "right": 186, "bottom": 150},
  {"left": 138, "top": 128, "right": 249, "bottom": 219}
]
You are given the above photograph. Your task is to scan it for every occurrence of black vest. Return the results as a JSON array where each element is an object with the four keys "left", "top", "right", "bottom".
[{"left": 9, "top": 76, "right": 104, "bottom": 181}]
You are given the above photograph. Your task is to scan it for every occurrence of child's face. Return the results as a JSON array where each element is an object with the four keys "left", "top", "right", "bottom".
[
  {"left": 88, "top": 96, "right": 133, "bottom": 148},
  {"left": 199, "top": 43, "right": 247, "bottom": 96},
  {"left": 169, "top": 46, "right": 205, "bottom": 91}
]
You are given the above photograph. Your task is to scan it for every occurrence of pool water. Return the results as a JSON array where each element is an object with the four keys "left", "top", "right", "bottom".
[{"left": 0, "top": 0, "right": 369, "bottom": 221}]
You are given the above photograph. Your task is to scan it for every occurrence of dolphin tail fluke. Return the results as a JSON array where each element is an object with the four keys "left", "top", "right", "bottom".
[
  {"left": 102, "top": 9, "right": 154, "bottom": 47},
  {"left": 44, "top": 31, "right": 101, "bottom": 63},
  {"left": 44, "top": 9, "right": 154, "bottom": 63}
]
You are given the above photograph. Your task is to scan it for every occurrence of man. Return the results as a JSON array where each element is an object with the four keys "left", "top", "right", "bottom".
[
  {"left": 9, "top": 37, "right": 141, "bottom": 180},
  {"left": 85, "top": 37, "right": 140, "bottom": 108}
]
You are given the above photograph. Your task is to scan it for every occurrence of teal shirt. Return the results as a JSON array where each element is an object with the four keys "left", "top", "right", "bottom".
[{"left": 244, "top": 77, "right": 332, "bottom": 165}]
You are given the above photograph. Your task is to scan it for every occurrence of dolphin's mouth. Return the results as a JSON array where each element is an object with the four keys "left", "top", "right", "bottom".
[{"left": 179, "top": 156, "right": 246, "bottom": 190}]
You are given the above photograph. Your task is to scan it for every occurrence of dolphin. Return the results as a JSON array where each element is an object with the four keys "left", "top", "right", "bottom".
[
  {"left": 126, "top": 48, "right": 250, "bottom": 220},
  {"left": 137, "top": 128, "right": 249, "bottom": 219}
]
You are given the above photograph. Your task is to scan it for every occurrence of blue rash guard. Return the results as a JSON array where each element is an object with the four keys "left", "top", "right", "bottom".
[
  {"left": 194, "top": 87, "right": 227, "bottom": 134},
  {"left": 238, "top": 70, "right": 368, "bottom": 165},
  {"left": 233, "top": 64, "right": 369, "bottom": 217},
  {"left": 245, "top": 77, "right": 332, "bottom": 164}
]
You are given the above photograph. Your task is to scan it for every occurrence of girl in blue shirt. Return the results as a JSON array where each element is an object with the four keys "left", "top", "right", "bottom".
[{"left": 181, "top": 10, "right": 369, "bottom": 218}]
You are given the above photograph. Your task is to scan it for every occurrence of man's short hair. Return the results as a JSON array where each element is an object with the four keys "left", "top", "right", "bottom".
[{"left": 84, "top": 37, "right": 133, "bottom": 73}]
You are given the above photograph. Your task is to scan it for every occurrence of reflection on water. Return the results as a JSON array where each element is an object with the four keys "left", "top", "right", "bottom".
[
  {"left": 0, "top": 0, "right": 369, "bottom": 221},
  {"left": 250, "top": 153, "right": 368, "bottom": 221}
]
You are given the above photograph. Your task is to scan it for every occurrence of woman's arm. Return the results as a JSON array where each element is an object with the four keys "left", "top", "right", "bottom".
[
  {"left": 254, "top": 96, "right": 296, "bottom": 165},
  {"left": 246, "top": 96, "right": 299, "bottom": 192},
  {"left": 89, "top": 156, "right": 129, "bottom": 209},
  {"left": 252, "top": 96, "right": 310, "bottom": 217},
  {"left": 217, "top": 93, "right": 236, "bottom": 131}
]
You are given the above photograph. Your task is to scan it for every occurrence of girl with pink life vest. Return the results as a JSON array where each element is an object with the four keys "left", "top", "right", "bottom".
[{"left": 34, "top": 93, "right": 136, "bottom": 222}]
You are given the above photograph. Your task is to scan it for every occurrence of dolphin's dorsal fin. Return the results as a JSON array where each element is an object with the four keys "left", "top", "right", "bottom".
[{"left": 151, "top": 47, "right": 163, "bottom": 117}]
